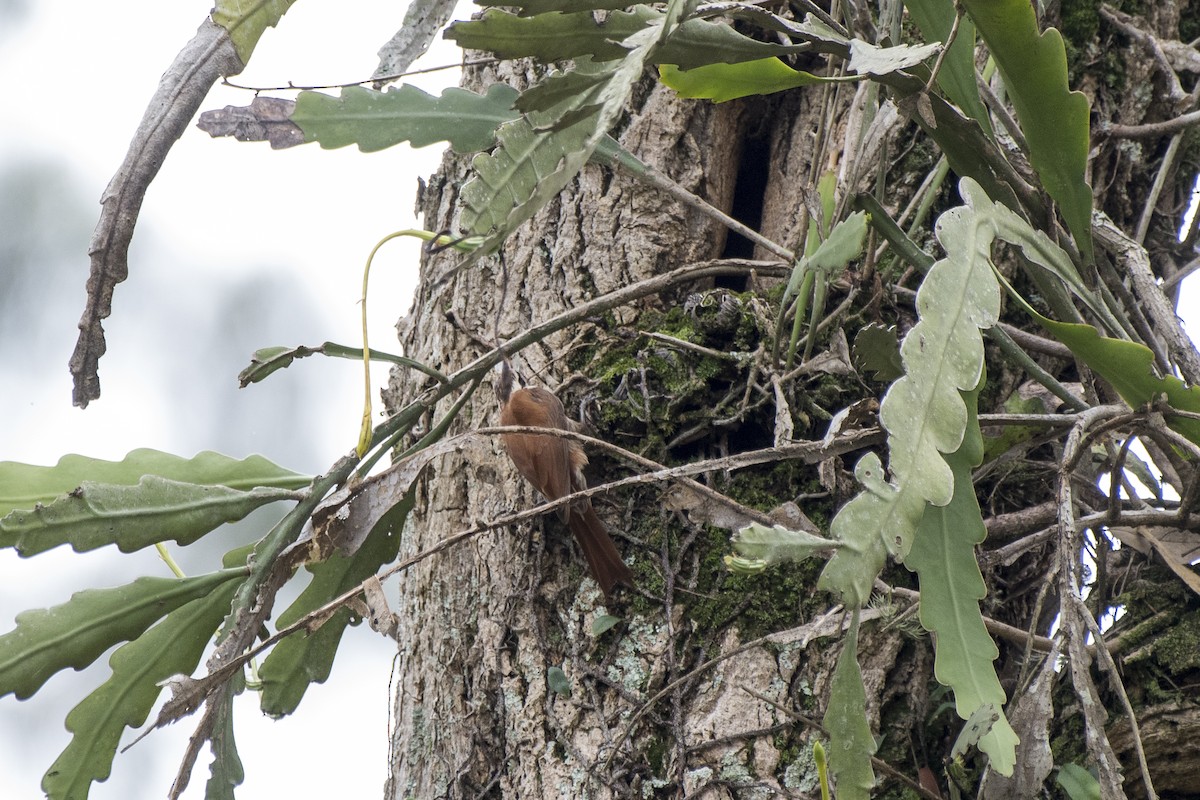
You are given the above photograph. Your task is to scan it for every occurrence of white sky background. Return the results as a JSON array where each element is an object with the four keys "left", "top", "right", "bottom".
[{"left": 0, "top": 1, "right": 468, "bottom": 798}]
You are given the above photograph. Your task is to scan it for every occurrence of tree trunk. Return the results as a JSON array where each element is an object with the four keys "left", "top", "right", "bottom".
[{"left": 381, "top": 4, "right": 1200, "bottom": 796}]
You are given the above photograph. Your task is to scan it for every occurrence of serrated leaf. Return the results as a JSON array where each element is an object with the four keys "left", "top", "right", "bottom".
[
  {"left": 823, "top": 611, "right": 876, "bottom": 799},
  {"left": 258, "top": 488, "right": 413, "bottom": 717},
  {"left": 0, "top": 477, "right": 297, "bottom": 557},
  {"left": 960, "top": 0, "right": 1093, "bottom": 261},
  {"left": 905, "top": 91, "right": 1022, "bottom": 213},
  {"left": 211, "top": 0, "right": 299, "bottom": 65},
  {"left": 0, "top": 449, "right": 309, "bottom": 519},
  {"left": 809, "top": 210, "right": 869, "bottom": 272},
  {"left": 951, "top": 703, "right": 999, "bottom": 759},
  {"left": 1036, "top": 316, "right": 1200, "bottom": 446},
  {"left": 970, "top": 187, "right": 1200, "bottom": 444},
  {"left": 293, "top": 83, "right": 521, "bottom": 154},
  {"left": 205, "top": 680, "right": 245, "bottom": 800},
  {"left": 819, "top": 179, "right": 1003, "bottom": 606},
  {"left": 460, "top": 25, "right": 660, "bottom": 244},
  {"left": 372, "top": 0, "right": 460, "bottom": 81},
  {"left": 906, "top": 0, "right": 992, "bottom": 135},
  {"left": 730, "top": 522, "right": 837, "bottom": 567},
  {"left": 0, "top": 570, "right": 245, "bottom": 700},
  {"left": 446, "top": 7, "right": 639, "bottom": 61},
  {"left": 906, "top": 382, "right": 1017, "bottom": 775},
  {"left": 847, "top": 38, "right": 941, "bottom": 76},
  {"left": 459, "top": 86, "right": 601, "bottom": 238},
  {"left": 547, "top": 666, "right": 572, "bottom": 696},
  {"left": 195, "top": 96, "right": 305, "bottom": 149},
  {"left": 517, "top": 65, "right": 615, "bottom": 115},
  {"left": 41, "top": 581, "right": 238, "bottom": 800},
  {"left": 477, "top": 0, "right": 635, "bottom": 16},
  {"left": 853, "top": 324, "right": 903, "bottom": 382},
  {"left": 638, "top": 9, "right": 812, "bottom": 69},
  {"left": 659, "top": 58, "right": 852, "bottom": 103},
  {"left": 964, "top": 170, "right": 1117, "bottom": 333},
  {"left": 446, "top": 6, "right": 808, "bottom": 70},
  {"left": 817, "top": 454, "right": 918, "bottom": 606}
]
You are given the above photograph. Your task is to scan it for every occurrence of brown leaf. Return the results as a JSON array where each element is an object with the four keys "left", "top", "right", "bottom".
[
  {"left": 1112, "top": 525, "right": 1200, "bottom": 597},
  {"left": 312, "top": 436, "right": 470, "bottom": 556},
  {"left": 196, "top": 97, "right": 305, "bottom": 149},
  {"left": 359, "top": 575, "right": 399, "bottom": 638},
  {"left": 1132, "top": 527, "right": 1200, "bottom": 597}
]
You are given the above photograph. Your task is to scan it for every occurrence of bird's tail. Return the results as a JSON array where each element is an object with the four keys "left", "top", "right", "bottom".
[{"left": 569, "top": 506, "right": 634, "bottom": 598}]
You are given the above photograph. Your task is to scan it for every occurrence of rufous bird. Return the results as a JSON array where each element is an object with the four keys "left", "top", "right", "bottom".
[{"left": 494, "top": 361, "right": 633, "bottom": 597}]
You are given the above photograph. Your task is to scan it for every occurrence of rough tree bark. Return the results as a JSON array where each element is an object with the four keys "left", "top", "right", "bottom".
[{"left": 381, "top": 4, "right": 1200, "bottom": 798}]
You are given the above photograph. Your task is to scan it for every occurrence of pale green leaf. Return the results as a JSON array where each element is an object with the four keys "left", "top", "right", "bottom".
[
  {"left": 477, "top": 0, "right": 635, "bottom": 15},
  {"left": 729, "top": 522, "right": 837, "bottom": 568},
  {"left": 823, "top": 611, "right": 876, "bottom": 799},
  {"left": 950, "top": 703, "right": 999, "bottom": 760},
  {"left": 817, "top": 454, "right": 921, "bottom": 606},
  {"left": 905, "top": 0, "right": 992, "bottom": 134},
  {"left": 211, "top": 0, "right": 298, "bottom": 65},
  {"left": 515, "top": 68, "right": 610, "bottom": 113},
  {"left": 819, "top": 178, "right": 1003, "bottom": 606},
  {"left": 659, "top": 58, "right": 853, "bottom": 103},
  {"left": 960, "top": 0, "right": 1093, "bottom": 261},
  {"left": 0, "top": 477, "right": 297, "bottom": 556},
  {"left": 592, "top": 614, "right": 621, "bottom": 636},
  {"left": 460, "top": 25, "right": 661, "bottom": 245},
  {"left": 460, "top": 87, "right": 603, "bottom": 241},
  {"left": 446, "top": 6, "right": 808, "bottom": 69},
  {"left": 372, "top": 0, "right": 461, "bottom": 80},
  {"left": 971, "top": 181, "right": 1117, "bottom": 333},
  {"left": 906, "top": 382, "right": 1017, "bottom": 775},
  {"left": 41, "top": 581, "right": 238, "bottom": 800},
  {"left": 0, "top": 570, "right": 244, "bottom": 700},
  {"left": 1035, "top": 315, "right": 1200, "bottom": 446},
  {"left": 847, "top": 38, "right": 941, "bottom": 76},
  {"left": 547, "top": 666, "right": 572, "bottom": 696},
  {"left": 809, "top": 210, "right": 869, "bottom": 273},
  {"left": 293, "top": 84, "right": 520, "bottom": 153},
  {"left": 1056, "top": 764, "right": 1102, "bottom": 800},
  {"left": 0, "top": 449, "right": 309, "bottom": 519}
]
